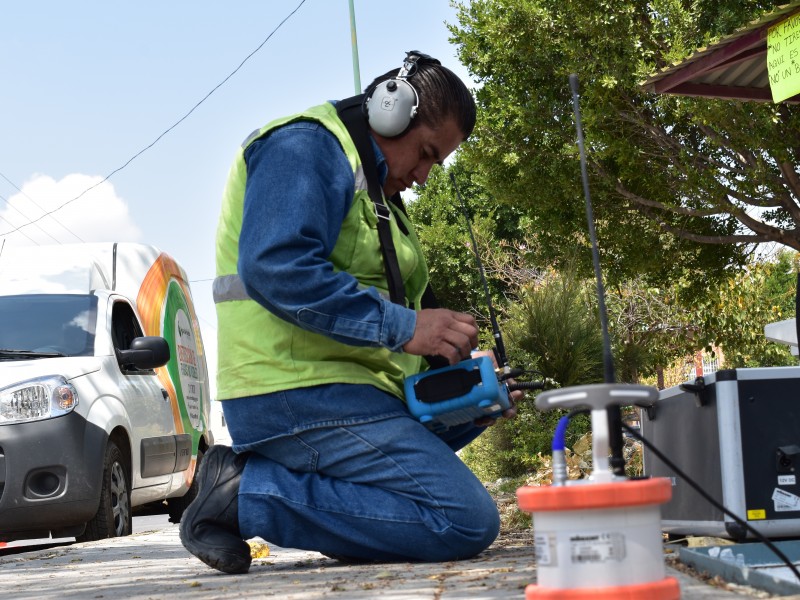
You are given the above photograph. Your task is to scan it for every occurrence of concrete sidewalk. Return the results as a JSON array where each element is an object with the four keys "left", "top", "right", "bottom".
[{"left": 0, "top": 524, "right": 782, "bottom": 599}]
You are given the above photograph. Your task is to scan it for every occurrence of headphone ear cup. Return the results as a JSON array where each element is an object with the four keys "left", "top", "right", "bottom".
[{"left": 365, "top": 78, "right": 419, "bottom": 137}]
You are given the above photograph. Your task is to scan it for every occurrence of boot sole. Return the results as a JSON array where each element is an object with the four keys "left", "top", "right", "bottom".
[{"left": 179, "top": 448, "right": 252, "bottom": 574}]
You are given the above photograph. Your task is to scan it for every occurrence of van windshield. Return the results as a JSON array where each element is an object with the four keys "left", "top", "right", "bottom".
[{"left": 0, "top": 294, "right": 98, "bottom": 357}]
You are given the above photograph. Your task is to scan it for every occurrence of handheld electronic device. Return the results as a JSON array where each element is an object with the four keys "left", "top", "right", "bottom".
[
  {"left": 405, "top": 174, "right": 543, "bottom": 431},
  {"left": 405, "top": 355, "right": 513, "bottom": 430}
]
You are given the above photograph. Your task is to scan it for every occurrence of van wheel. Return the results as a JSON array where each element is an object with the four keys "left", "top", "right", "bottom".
[
  {"left": 167, "top": 447, "right": 204, "bottom": 524},
  {"left": 78, "top": 441, "right": 132, "bottom": 541}
]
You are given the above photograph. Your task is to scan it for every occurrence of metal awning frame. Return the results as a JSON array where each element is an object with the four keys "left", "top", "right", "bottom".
[{"left": 642, "top": 2, "right": 800, "bottom": 104}]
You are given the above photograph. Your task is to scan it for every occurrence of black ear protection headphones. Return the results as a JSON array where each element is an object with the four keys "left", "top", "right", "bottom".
[{"left": 364, "top": 51, "right": 440, "bottom": 138}]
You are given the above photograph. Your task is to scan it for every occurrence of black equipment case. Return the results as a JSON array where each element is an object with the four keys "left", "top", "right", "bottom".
[{"left": 641, "top": 367, "right": 800, "bottom": 540}]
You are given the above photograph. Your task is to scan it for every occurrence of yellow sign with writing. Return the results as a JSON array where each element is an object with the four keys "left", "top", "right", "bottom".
[
  {"left": 747, "top": 508, "right": 767, "bottom": 521},
  {"left": 768, "top": 11, "right": 800, "bottom": 103}
]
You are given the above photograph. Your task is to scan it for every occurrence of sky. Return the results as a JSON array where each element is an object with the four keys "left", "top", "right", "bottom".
[{"left": 0, "top": 0, "right": 476, "bottom": 398}]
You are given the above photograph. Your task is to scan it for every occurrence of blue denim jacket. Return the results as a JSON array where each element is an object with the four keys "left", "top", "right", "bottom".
[{"left": 238, "top": 112, "right": 417, "bottom": 352}]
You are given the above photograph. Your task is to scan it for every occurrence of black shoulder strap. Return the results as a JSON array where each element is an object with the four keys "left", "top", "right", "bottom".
[
  {"left": 384, "top": 191, "right": 441, "bottom": 312},
  {"left": 336, "top": 97, "right": 447, "bottom": 369},
  {"left": 337, "top": 96, "right": 406, "bottom": 306}
]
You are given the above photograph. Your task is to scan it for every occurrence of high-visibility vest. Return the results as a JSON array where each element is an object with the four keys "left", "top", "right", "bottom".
[{"left": 214, "top": 102, "right": 428, "bottom": 401}]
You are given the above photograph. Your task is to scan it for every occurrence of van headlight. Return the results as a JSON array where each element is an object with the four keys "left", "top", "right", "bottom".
[{"left": 0, "top": 376, "right": 79, "bottom": 424}]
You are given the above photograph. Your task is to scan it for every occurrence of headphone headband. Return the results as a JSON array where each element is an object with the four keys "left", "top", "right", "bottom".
[{"left": 397, "top": 51, "right": 440, "bottom": 79}]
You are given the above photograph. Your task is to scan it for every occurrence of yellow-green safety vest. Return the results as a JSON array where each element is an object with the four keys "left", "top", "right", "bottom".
[{"left": 214, "top": 102, "right": 429, "bottom": 401}]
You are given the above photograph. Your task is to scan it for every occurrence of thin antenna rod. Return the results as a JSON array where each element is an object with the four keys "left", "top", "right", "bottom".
[
  {"left": 450, "top": 172, "right": 509, "bottom": 371},
  {"left": 569, "top": 74, "right": 615, "bottom": 383},
  {"left": 570, "top": 74, "right": 625, "bottom": 475},
  {"left": 348, "top": 0, "right": 362, "bottom": 94}
]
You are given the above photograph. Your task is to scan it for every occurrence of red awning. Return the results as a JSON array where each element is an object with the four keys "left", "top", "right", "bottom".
[{"left": 641, "top": 1, "right": 800, "bottom": 104}]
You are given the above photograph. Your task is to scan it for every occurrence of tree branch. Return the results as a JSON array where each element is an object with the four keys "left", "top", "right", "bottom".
[
  {"left": 780, "top": 161, "right": 800, "bottom": 202},
  {"left": 617, "top": 103, "right": 800, "bottom": 226},
  {"left": 604, "top": 176, "right": 719, "bottom": 218},
  {"left": 646, "top": 210, "right": 800, "bottom": 250}
]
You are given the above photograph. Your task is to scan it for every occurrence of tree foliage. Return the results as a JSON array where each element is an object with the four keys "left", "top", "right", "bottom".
[
  {"left": 605, "top": 276, "right": 695, "bottom": 382},
  {"left": 505, "top": 264, "right": 605, "bottom": 386},
  {"left": 406, "top": 162, "right": 535, "bottom": 322},
  {"left": 460, "top": 264, "right": 602, "bottom": 481},
  {"left": 450, "top": 0, "right": 799, "bottom": 283},
  {"left": 688, "top": 249, "right": 798, "bottom": 367},
  {"left": 604, "top": 249, "right": 799, "bottom": 379}
]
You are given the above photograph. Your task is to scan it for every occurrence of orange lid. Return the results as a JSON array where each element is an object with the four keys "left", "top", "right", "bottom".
[
  {"left": 526, "top": 576, "right": 680, "bottom": 599},
  {"left": 517, "top": 478, "right": 672, "bottom": 512}
]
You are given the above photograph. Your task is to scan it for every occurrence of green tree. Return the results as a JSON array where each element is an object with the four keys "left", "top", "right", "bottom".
[
  {"left": 505, "top": 265, "right": 604, "bottom": 387},
  {"left": 605, "top": 277, "right": 696, "bottom": 383},
  {"left": 762, "top": 248, "right": 799, "bottom": 314},
  {"left": 407, "top": 162, "right": 535, "bottom": 320},
  {"left": 688, "top": 249, "right": 798, "bottom": 367},
  {"left": 450, "top": 0, "right": 798, "bottom": 284}
]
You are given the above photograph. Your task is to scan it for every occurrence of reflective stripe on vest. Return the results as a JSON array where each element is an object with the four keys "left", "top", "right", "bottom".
[
  {"left": 213, "top": 274, "right": 249, "bottom": 303},
  {"left": 212, "top": 163, "right": 370, "bottom": 304}
]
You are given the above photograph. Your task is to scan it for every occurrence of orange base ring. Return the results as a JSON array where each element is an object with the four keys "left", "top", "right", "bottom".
[{"left": 526, "top": 576, "right": 680, "bottom": 599}]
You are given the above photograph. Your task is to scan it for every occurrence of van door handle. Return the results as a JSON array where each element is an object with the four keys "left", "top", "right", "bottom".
[{"left": 161, "top": 389, "right": 169, "bottom": 401}]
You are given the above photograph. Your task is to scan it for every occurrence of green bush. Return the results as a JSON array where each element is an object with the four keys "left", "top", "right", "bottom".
[
  {"left": 460, "top": 398, "right": 591, "bottom": 482},
  {"left": 461, "top": 267, "right": 603, "bottom": 479}
]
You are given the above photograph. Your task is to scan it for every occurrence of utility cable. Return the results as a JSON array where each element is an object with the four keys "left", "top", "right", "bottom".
[
  {"left": 2, "top": 0, "right": 309, "bottom": 238},
  {"left": 0, "top": 171, "right": 84, "bottom": 242},
  {"left": 621, "top": 422, "right": 800, "bottom": 581},
  {"left": 0, "top": 199, "right": 39, "bottom": 245}
]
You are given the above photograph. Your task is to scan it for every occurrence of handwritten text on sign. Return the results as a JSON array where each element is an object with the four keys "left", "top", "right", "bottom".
[{"left": 768, "top": 11, "right": 800, "bottom": 103}]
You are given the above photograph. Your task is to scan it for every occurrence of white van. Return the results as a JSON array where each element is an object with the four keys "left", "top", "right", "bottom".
[{"left": 0, "top": 242, "right": 212, "bottom": 542}]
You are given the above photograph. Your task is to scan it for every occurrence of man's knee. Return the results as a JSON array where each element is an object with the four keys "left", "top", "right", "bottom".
[
  {"left": 421, "top": 489, "right": 500, "bottom": 561},
  {"left": 453, "top": 495, "right": 500, "bottom": 558}
]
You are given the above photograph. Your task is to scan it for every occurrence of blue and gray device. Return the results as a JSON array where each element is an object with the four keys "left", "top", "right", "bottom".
[{"left": 405, "top": 355, "right": 512, "bottom": 431}]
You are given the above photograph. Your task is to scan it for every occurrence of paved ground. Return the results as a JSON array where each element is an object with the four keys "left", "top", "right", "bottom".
[{"left": 1, "top": 524, "right": 793, "bottom": 599}]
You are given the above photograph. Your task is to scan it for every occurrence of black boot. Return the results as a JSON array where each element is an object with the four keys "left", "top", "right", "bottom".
[{"left": 179, "top": 445, "right": 252, "bottom": 574}]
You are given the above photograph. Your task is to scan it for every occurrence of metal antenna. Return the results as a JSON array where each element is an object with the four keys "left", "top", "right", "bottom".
[
  {"left": 569, "top": 74, "right": 614, "bottom": 382},
  {"left": 569, "top": 74, "right": 625, "bottom": 474},
  {"left": 450, "top": 172, "right": 510, "bottom": 373}
]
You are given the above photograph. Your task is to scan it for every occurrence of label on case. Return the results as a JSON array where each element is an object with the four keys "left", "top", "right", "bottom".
[
  {"left": 778, "top": 475, "right": 797, "bottom": 486},
  {"left": 569, "top": 532, "right": 626, "bottom": 564},
  {"left": 772, "top": 488, "right": 800, "bottom": 512},
  {"left": 534, "top": 533, "right": 557, "bottom": 567}
]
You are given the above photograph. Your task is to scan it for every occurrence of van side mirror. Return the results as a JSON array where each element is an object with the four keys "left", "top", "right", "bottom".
[{"left": 117, "top": 336, "right": 170, "bottom": 370}]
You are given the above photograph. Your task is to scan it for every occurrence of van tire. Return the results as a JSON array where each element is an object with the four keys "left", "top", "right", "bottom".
[
  {"left": 78, "top": 441, "right": 132, "bottom": 541},
  {"left": 167, "top": 447, "right": 204, "bottom": 524}
]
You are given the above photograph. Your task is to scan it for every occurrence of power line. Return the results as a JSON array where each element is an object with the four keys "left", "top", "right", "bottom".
[
  {"left": 1, "top": 0, "right": 309, "bottom": 239},
  {"left": 0, "top": 171, "right": 84, "bottom": 243},
  {"left": 0, "top": 196, "right": 40, "bottom": 245}
]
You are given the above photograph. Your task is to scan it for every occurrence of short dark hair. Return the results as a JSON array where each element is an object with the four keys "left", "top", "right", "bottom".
[{"left": 365, "top": 55, "right": 476, "bottom": 140}]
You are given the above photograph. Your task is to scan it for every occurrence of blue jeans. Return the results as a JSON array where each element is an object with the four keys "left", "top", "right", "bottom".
[{"left": 221, "top": 383, "right": 499, "bottom": 562}]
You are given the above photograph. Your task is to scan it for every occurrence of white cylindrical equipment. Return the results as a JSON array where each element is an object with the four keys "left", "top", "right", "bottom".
[{"left": 517, "top": 478, "right": 680, "bottom": 599}]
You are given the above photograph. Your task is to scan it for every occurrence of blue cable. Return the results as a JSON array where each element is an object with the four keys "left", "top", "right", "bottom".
[
  {"left": 550, "top": 415, "right": 571, "bottom": 486},
  {"left": 552, "top": 414, "right": 570, "bottom": 452}
]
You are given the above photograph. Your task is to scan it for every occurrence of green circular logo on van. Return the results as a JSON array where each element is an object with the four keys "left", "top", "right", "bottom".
[{"left": 163, "top": 280, "right": 204, "bottom": 434}]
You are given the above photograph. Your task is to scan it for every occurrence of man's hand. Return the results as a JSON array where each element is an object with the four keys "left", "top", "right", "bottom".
[{"left": 402, "top": 309, "right": 478, "bottom": 365}]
